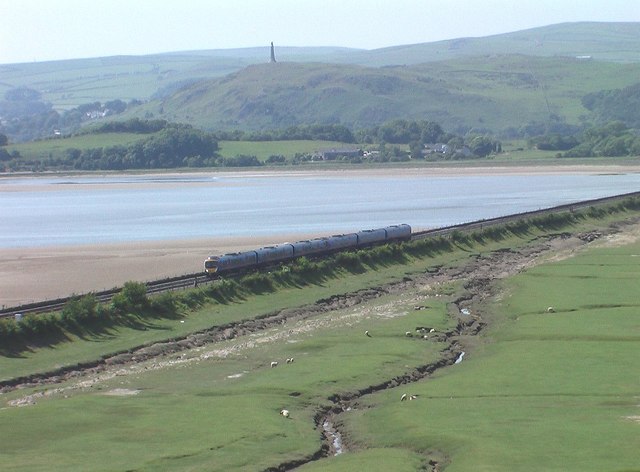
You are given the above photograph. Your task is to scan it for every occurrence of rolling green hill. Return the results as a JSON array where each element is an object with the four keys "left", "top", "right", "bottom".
[
  {"left": 132, "top": 55, "right": 640, "bottom": 134},
  {"left": 0, "top": 47, "right": 358, "bottom": 111}
]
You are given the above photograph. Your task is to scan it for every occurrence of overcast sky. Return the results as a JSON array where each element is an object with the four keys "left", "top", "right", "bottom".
[{"left": 1, "top": 0, "right": 639, "bottom": 64}]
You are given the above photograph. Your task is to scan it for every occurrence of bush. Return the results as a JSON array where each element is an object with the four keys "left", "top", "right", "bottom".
[
  {"left": 241, "top": 273, "right": 274, "bottom": 293},
  {"left": 111, "top": 282, "right": 149, "bottom": 315},
  {"left": 151, "top": 292, "right": 179, "bottom": 315},
  {"left": 61, "top": 294, "right": 102, "bottom": 327},
  {"left": 334, "top": 251, "right": 364, "bottom": 272}
]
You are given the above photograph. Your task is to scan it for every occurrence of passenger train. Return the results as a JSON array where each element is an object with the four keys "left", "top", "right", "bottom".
[{"left": 204, "top": 224, "right": 412, "bottom": 275}]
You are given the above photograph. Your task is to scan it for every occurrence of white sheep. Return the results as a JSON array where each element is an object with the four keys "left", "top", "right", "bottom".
[
  {"left": 405, "top": 331, "right": 412, "bottom": 337},
  {"left": 401, "top": 393, "right": 407, "bottom": 401},
  {"left": 286, "top": 357, "right": 294, "bottom": 364},
  {"left": 429, "top": 328, "right": 436, "bottom": 333},
  {"left": 365, "top": 330, "right": 371, "bottom": 337},
  {"left": 409, "top": 394, "right": 418, "bottom": 401},
  {"left": 270, "top": 361, "right": 279, "bottom": 368},
  {"left": 546, "top": 306, "right": 555, "bottom": 313},
  {"left": 280, "top": 409, "right": 290, "bottom": 418}
]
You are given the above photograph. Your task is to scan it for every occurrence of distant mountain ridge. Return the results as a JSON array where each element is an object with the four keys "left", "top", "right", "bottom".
[
  {"left": 342, "top": 22, "right": 640, "bottom": 66},
  {"left": 2, "top": 22, "right": 640, "bottom": 137}
]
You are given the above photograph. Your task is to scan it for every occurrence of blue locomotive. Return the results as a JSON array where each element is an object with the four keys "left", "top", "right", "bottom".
[{"left": 204, "top": 224, "right": 411, "bottom": 275}]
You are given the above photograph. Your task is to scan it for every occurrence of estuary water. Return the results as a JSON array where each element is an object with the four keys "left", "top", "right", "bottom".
[{"left": 1, "top": 170, "right": 639, "bottom": 249}]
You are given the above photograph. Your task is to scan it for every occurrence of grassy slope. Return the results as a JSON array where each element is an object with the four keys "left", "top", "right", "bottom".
[
  {"left": 1, "top": 209, "right": 639, "bottom": 470},
  {"left": 0, "top": 251, "right": 464, "bottom": 471},
  {"left": 135, "top": 56, "right": 640, "bottom": 133}
]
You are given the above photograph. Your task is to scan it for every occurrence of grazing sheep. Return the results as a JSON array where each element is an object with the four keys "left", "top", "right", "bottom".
[
  {"left": 286, "top": 357, "right": 294, "bottom": 364},
  {"left": 270, "top": 361, "right": 279, "bottom": 368},
  {"left": 401, "top": 393, "right": 407, "bottom": 401},
  {"left": 405, "top": 331, "right": 413, "bottom": 337},
  {"left": 409, "top": 394, "right": 418, "bottom": 400},
  {"left": 546, "top": 306, "right": 555, "bottom": 313},
  {"left": 429, "top": 328, "right": 436, "bottom": 333},
  {"left": 365, "top": 330, "right": 372, "bottom": 337},
  {"left": 280, "top": 409, "right": 290, "bottom": 418}
]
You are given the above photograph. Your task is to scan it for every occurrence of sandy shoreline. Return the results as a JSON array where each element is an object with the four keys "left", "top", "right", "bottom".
[
  {"left": 2, "top": 163, "right": 640, "bottom": 192},
  {"left": 0, "top": 234, "right": 323, "bottom": 307},
  {"left": 2, "top": 164, "right": 640, "bottom": 307}
]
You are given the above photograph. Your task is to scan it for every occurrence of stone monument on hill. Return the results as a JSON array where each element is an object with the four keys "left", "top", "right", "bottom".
[{"left": 270, "top": 42, "right": 277, "bottom": 63}]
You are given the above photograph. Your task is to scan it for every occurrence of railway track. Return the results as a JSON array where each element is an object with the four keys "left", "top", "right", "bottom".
[
  {"left": 2, "top": 190, "right": 639, "bottom": 319},
  {"left": 0, "top": 273, "right": 212, "bottom": 319}
]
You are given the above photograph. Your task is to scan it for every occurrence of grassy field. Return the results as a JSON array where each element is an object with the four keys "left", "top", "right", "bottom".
[
  {"left": 6, "top": 133, "right": 148, "bottom": 161},
  {"left": 1, "top": 208, "right": 639, "bottom": 470},
  {"left": 337, "top": 235, "right": 640, "bottom": 470},
  {"left": 0, "top": 273, "right": 458, "bottom": 470},
  {"left": 217, "top": 140, "right": 349, "bottom": 160}
]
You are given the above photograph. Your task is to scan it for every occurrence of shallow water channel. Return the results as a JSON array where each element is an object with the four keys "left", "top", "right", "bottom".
[{"left": 2, "top": 171, "right": 640, "bottom": 248}]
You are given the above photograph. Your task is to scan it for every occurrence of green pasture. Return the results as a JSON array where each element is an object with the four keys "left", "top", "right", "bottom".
[
  {"left": 7, "top": 133, "right": 147, "bottom": 161},
  {"left": 1, "top": 206, "right": 639, "bottom": 470},
  {"left": 217, "top": 140, "right": 348, "bottom": 160},
  {"left": 0, "top": 294, "right": 451, "bottom": 471},
  {"left": 338, "top": 239, "right": 640, "bottom": 470}
]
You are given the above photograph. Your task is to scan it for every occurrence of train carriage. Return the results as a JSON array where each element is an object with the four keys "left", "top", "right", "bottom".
[
  {"left": 255, "top": 244, "right": 295, "bottom": 264},
  {"left": 204, "top": 224, "right": 411, "bottom": 275},
  {"left": 326, "top": 233, "right": 358, "bottom": 251},
  {"left": 356, "top": 228, "right": 387, "bottom": 246},
  {"left": 384, "top": 224, "right": 412, "bottom": 241},
  {"left": 291, "top": 238, "right": 330, "bottom": 257}
]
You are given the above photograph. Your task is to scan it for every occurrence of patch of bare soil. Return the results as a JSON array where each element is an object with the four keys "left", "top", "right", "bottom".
[{"left": 3, "top": 218, "right": 637, "bottom": 470}]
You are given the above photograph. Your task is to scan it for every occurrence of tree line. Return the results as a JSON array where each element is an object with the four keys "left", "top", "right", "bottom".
[
  {"left": 64, "top": 127, "right": 219, "bottom": 170},
  {"left": 3, "top": 117, "right": 506, "bottom": 171},
  {"left": 529, "top": 121, "right": 640, "bottom": 158}
]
